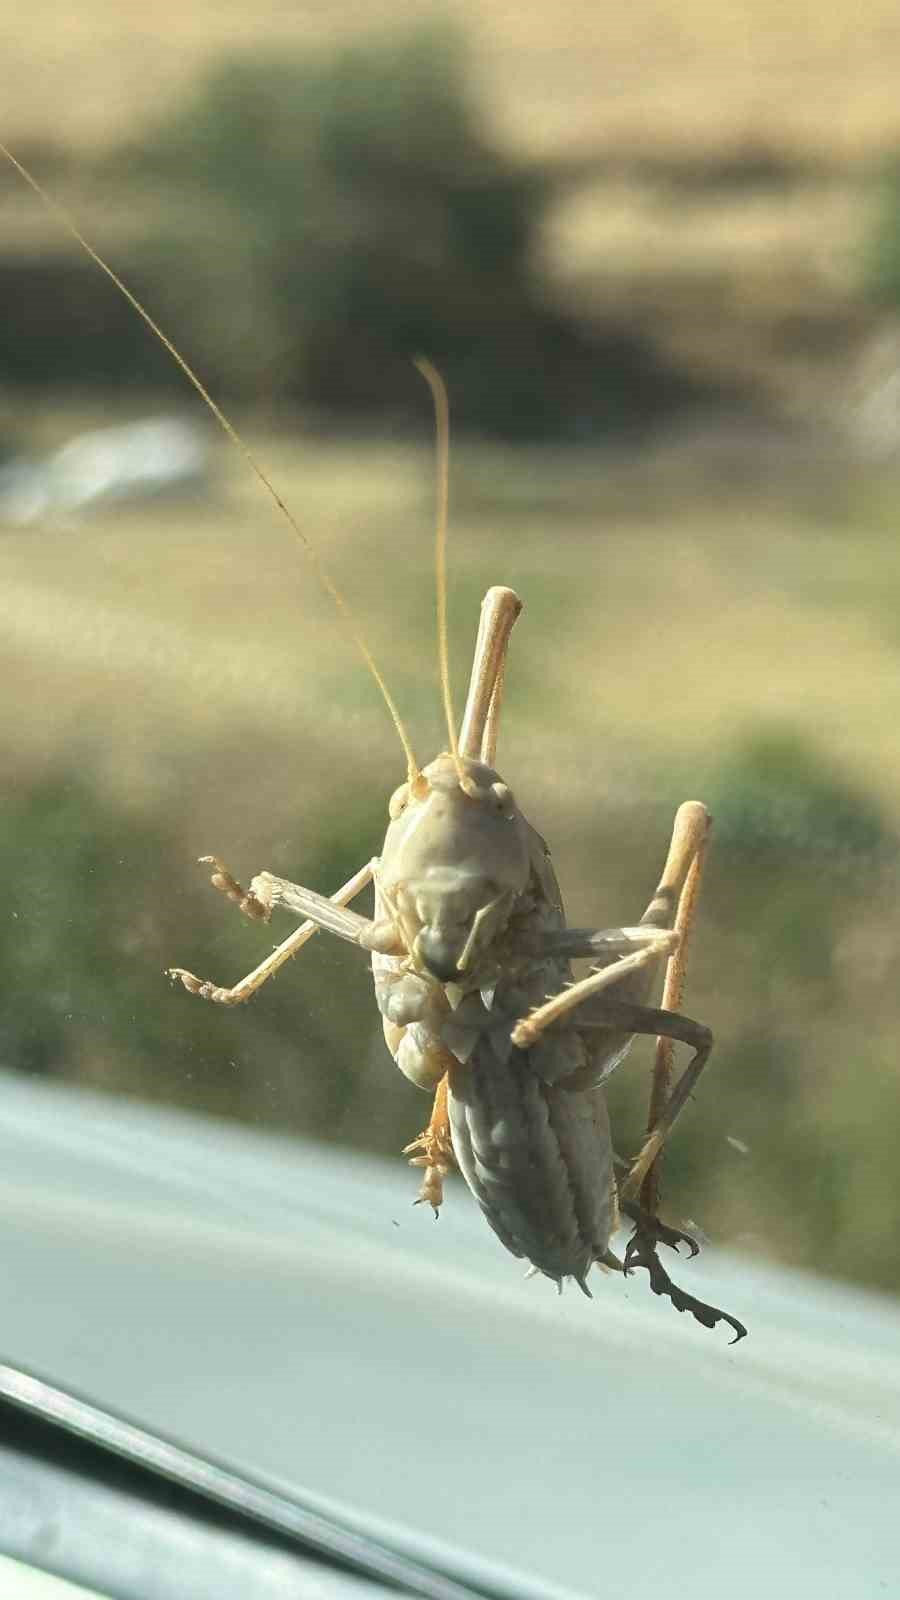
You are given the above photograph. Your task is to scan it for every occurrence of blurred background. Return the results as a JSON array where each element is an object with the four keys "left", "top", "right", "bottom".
[{"left": 3, "top": 1, "right": 900, "bottom": 1298}]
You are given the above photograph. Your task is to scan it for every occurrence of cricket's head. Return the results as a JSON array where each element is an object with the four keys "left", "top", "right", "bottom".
[{"left": 379, "top": 753, "right": 530, "bottom": 984}]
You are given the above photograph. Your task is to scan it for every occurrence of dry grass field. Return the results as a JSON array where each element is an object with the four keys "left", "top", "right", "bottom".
[
  {"left": 5, "top": 0, "right": 900, "bottom": 161},
  {"left": 3, "top": 401, "right": 900, "bottom": 1290},
  {"left": 4, "top": 3, "right": 900, "bottom": 1293},
  {"left": 5, "top": 2, "right": 897, "bottom": 420},
  {"left": 4, "top": 415, "right": 900, "bottom": 827}
]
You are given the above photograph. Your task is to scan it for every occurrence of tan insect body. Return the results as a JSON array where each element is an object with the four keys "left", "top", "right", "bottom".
[{"left": 173, "top": 590, "right": 743, "bottom": 1337}]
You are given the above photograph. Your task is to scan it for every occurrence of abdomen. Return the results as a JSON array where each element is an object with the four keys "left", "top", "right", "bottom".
[{"left": 447, "top": 1037, "right": 615, "bottom": 1291}]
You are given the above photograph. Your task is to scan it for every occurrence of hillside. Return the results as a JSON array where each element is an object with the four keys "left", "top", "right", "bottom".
[{"left": 4, "top": 4, "right": 898, "bottom": 424}]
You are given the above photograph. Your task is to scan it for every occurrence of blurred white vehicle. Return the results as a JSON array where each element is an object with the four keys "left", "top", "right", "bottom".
[{"left": 0, "top": 418, "right": 208, "bottom": 526}]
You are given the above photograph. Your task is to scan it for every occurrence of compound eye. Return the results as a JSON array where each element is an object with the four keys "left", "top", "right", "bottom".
[{"left": 388, "top": 783, "right": 410, "bottom": 820}]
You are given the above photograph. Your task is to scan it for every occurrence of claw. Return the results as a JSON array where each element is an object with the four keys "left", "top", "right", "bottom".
[
  {"left": 623, "top": 1234, "right": 641, "bottom": 1274},
  {"left": 653, "top": 1218, "right": 700, "bottom": 1259},
  {"left": 620, "top": 1199, "right": 699, "bottom": 1261},
  {"left": 166, "top": 966, "right": 237, "bottom": 1006},
  {"left": 625, "top": 1225, "right": 748, "bottom": 1344}
]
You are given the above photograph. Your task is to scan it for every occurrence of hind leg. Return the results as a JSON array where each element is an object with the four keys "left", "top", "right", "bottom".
[
  {"left": 575, "top": 998, "right": 713, "bottom": 1203},
  {"left": 636, "top": 801, "right": 711, "bottom": 1215}
]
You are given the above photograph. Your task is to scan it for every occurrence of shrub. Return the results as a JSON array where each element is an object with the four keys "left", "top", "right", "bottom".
[
  {"left": 117, "top": 23, "right": 699, "bottom": 437},
  {"left": 702, "top": 726, "right": 889, "bottom": 870},
  {"left": 865, "top": 158, "right": 900, "bottom": 308}
]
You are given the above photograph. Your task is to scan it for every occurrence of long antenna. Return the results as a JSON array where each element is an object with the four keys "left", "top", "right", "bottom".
[
  {"left": 413, "top": 357, "right": 465, "bottom": 788},
  {"left": 1, "top": 142, "right": 421, "bottom": 786}
]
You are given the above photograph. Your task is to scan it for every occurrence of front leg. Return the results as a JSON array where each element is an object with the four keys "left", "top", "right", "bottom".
[
  {"left": 247, "top": 870, "right": 393, "bottom": 948},
  {"left": 168, "top": 856, "right": 399, "bottom": 1005}
]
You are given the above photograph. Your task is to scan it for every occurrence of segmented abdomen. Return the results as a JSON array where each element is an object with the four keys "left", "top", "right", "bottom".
[{"left": 447, "top": 1037, "right": 615, "bottom": 1291}]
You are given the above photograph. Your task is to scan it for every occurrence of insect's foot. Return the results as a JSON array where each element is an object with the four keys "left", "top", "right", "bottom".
[
  {"left": 200, "top": 856, "right": 270, "bottom": 922},
  {"left": 619, "top": 1200, "right": 699, "bottom": 1260},
  {"left": 404, "top": 1125, "right": 455, "bottom": 1216},
  {"left": 410, "top": 1162, "right": 447, "bottom": 1215},
  {"left": 167, "top": 967, "right": 239, "bottom": 1006},
  {"left": 624, "top": 1223, "right": 748, "bottom": 1344}
]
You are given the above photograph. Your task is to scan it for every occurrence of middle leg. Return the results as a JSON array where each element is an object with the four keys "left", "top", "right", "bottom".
[{"left": 511, "top": 801, "right": 709, "bottom": 1050}]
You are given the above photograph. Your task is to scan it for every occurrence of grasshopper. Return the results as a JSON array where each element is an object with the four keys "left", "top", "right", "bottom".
[{"left": 4, "top": 150, "right": 746, "bottom": 1342}]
